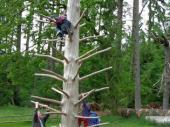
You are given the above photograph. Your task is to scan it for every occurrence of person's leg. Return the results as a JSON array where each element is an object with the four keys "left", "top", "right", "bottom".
[
  {"left": 61, "top": 20, "right": 73, "bottom": 41},
  {"left": 61, "top": 20, "right": 72, "bottom": 34},
  {"left": 56, "top": 27, "right": 64, "bottom": 38},
  {"left": 65, "top": 20, "right": 72, "bottom": 34},
  {"left": 60, "top": 23, "right": 67, "bottom": 35},
  {"left": 78, "top": 118, "right": 81, "bottom": 127},
  {"left": 83, "top": 118, "right": 88, "bottom": 127}
]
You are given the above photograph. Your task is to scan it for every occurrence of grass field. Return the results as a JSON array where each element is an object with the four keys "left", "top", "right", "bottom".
[{"left": 0, "top": 106, "right": 170, "bottom": 127}]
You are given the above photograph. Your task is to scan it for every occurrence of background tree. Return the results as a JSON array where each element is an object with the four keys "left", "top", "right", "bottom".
[{"left": 132, "top": 0, "right": 141, "bottom": 110}]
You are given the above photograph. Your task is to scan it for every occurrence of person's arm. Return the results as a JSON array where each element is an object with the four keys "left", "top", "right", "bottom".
[
  {"left": 42, "top": 108, "right": 50, "bottom": 124},
  {"left": 42, "top": 114, "right": 50, "bottom": 123},
  {"left": 50, "top": 20, "right": 57, "bottom": 26},
  {"left": 33, "top": 102, "right": 39, "bottom": 122},
  {"left": 33, "top": 108, "right": 39, "bottom": 122}
]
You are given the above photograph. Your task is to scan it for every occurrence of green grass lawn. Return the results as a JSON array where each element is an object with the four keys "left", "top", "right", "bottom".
[{"left": 0, "top": 106, "right": 170, "bottom": 127}]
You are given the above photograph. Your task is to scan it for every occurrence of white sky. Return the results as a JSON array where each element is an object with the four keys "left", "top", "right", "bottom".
[{"left": 124, "top": 0, "right": 149, "bottom": 32}]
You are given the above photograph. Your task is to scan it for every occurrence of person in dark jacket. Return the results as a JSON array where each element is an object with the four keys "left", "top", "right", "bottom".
[
  {"left": 32, "top": 102, "right": 49, "bottom": 127},
  {"left": 50, "top": 15, "right": 72, "bottom": 38}
]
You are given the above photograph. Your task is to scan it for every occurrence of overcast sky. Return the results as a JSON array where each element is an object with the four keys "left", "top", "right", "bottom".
[{"left": 124, "top": 0, "right": 149, "bottom": 32}]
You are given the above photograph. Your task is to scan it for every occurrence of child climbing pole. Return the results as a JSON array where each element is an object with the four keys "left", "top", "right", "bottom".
[
  {"left": 51, "top": 15, "right": 73, "bottom": 39},
  {"left": 78, "top": 101, "right": 100, "bottom": 127},
  {"left": 32, "top": 102, "right": 50, "bottom": 127},
  {"left": 40, "top": 14, "right": 73, "bottom": 39}
]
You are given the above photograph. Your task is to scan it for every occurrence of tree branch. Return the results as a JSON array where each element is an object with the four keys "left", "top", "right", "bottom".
[
  {"left": 80, "top": 87, "right": 109, "bottom": 97},
  {"left": 51, "top": 45, "right": 69, "bottom": 64},
  {"left": 153, "top": 79, "right": 161, "bottom": 87},
  {"left": 31, "top": 100, "right": 47, "bottom": 108},
  {"left": 80, "top": 23, "right": 86, "bottom": 28},
  {"left": 36, "top": 20, "right": 49, "bottom": 23},
  {"left": 74, "top": 9, "right": 87, "bottom": 28},
  {"left": 79, "top": 35, "right": 104, "bottom": 42},
  {"left": 35, "top": 54, "right": 64, "bottom": 64},
  {"left": 74, "top": 89, "right": 95, "bottom": 106},
  {"left": 44, "top": 112, "right": 65, "bottom": 115},
  {"left": 76, "top": 46, "right": 99, "bottom": 62},
  {"left": 42, "top": 39, "right": 65, "bottom": 43},
  {"left": 75, "top": 115, "right": 100, "bottom": 119},
  {"left": 35, "top": 73, "right": 66, "bottom": 82},
  {"left": 41, "top": 69, "right": 67, "bottom": 82},
  {"left": 78, "top": 47, "right": 111, "bottom": 63},
  {"left": 150, "top": 32, "right": 170, "bottom": 47},
  {"left": 94, "top": 87, "right": 109, "bottom": 92},
  {"left": 88, "top": 122, "right": 109, "bottom": 127},
  {"left": 51, "top": 87, "right": 70, "bottom": 98},
  {"left": 73, "top": 64, "right": 82, "bottom": 81},
  {"left": 31, "top": 95, "right": 62, "bottom": 105},
  {"left": 79, "top": 87, "right": 109, "bottom": 98},
  {"left": 31, "top": 101, "right": 66, "bottom": 115},
  {"left": 139, "top": 0, "right": 149, "bottom": 16},
  {"left": 80, "top": 67, "right": 112, "bottom": 81}
]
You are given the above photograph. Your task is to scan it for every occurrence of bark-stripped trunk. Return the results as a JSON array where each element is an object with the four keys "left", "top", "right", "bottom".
[
  {"left": 132, "top": 0, "right": 141, "bottom": 111},
  {"left": 61, "top": 0, "right": 80, "bottom": 127},
  {"left": 163, "top": 46, "right": 170, "bottom": 112}
]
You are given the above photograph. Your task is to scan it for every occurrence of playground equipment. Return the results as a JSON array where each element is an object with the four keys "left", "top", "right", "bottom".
[{"left": 31, "top": 0, "right": 112, "bottom": 126}]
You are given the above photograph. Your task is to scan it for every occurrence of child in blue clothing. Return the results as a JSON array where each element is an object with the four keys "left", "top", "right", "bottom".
[{"left": 78, "top": 101, "right": 100, "bottom": 127}]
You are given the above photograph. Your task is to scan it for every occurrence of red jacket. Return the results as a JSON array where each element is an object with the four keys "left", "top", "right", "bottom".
[{"left": 55, "top": 16, "right": 66, "bottom": 26}]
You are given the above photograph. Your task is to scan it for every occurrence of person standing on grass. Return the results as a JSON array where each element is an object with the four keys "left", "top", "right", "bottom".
[{"left": 32, "top": 102, "right": 49, "bottom": 127}]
